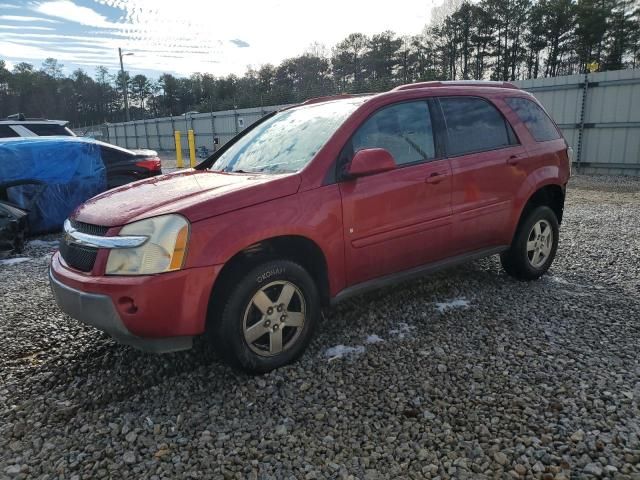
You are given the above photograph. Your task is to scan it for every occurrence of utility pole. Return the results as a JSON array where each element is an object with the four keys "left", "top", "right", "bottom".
[{"left": 118, "top": 47, "right": 133, "bottom": 122}]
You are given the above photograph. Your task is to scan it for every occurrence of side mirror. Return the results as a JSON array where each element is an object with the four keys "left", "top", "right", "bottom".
[{"left": 347, "top": 148, "right": 396, "bottom": 178}]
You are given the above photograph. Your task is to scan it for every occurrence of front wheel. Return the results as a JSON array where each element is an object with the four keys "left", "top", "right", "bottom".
[
  {"left": 500, "top": 205, "right": 559, "bottom": 281},
  {"left": 213, "top": 260, "right": 320, "bottom": 373}
]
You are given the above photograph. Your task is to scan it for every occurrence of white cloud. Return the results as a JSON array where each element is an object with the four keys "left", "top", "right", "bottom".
[
  {"left": 7, "top": 0, "right": 434, "bottom": 77},
  {"left": 0, "top": 25, "right": 55, "bottom": 30},
  {"left": 0, "top": 15, "right": 60, "bottom": 23},
  {"left": 34, "top": 0, "right": 117, "bottom": 28}
]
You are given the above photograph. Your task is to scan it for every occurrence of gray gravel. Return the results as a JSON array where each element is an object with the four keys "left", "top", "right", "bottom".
[{"left": 1, "top": 174, "right": 639, "bottom": 479}]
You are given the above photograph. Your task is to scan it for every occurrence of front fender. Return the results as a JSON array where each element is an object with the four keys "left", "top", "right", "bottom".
[{"left": 185, "top": 185, "right": 346, "bottom": 296}]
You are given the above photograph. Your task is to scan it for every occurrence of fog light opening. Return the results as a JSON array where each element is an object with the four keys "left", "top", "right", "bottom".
[{"left": 118, "top": 296, "right": 138, "bottom": 314}]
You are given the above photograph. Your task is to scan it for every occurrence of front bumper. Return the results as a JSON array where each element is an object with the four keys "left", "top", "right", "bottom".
[
  {"left": 49, "top": 252, "right": 221, "bottom": 353},
  {"left": 49, "top": 269, "right": 191, "bottom": 353}
]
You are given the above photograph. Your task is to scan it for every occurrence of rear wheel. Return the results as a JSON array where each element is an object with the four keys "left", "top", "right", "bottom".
[
  {"left": 501, "top": 205, "right": 559, "bottom": 280},
  {"left": 213, "top": 259, "right": 319, "bottom": 373}
]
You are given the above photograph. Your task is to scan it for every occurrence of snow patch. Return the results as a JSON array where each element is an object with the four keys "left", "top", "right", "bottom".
[
  {"left": 0, "top": 257, "right": 30, "bottom": 266},
  {"left": 29, "top": 239, "right": 59, "bottom": 248},
  {"left": 388, "top": 322, "right": 416, "bottom": 339},
  {"left": 324, "top": 344, "right": 365, "bottom": 361},
  {"left": 435, "top": 298, "right": 470, "bottom": 313},
  {"left": 549, "top": 275, "right": 570, "bottom": 284},
  {"left": 365, "top": 334, "right": 384, "bottom": 344}
]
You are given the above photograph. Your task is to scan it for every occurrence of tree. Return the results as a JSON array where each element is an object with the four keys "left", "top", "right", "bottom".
[
  {"left": 131, "top": 74, "right": 152, "bottom": 113},
  {"left": 41, "top": 58, "right": 64, "bottom": 79},
  {"left": 332, "top": 33, "right": 369, "bottom": 90}
]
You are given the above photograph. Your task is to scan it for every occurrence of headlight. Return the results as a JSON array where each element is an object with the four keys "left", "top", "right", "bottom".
[{"left": 105, "top": 214, "right": 190, "bottom": 275}]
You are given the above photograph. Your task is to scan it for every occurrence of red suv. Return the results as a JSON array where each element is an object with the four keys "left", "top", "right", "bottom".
[{"left": 50, "top": 81, "right": 570, "bottom": 373}]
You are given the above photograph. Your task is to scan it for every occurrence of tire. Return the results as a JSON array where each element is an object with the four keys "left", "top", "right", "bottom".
[
  {"left": 500, "top": 205, "right": 559, "bottom": 281},
  {"left": 213, "top": 259, "right": 320, "bottom": 374}
]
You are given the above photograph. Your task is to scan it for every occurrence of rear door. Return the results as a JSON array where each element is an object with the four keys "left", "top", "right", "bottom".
[
  {"left": 339, "top": 100, "right": 453, "bottom": 286},
  {"left": 438, "top": 96, "right": 526, "bottom": 253}
]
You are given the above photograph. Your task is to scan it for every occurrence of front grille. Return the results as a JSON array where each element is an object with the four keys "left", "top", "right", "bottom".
[
  {"left": 69, "top": 219, "right": 109, "bottom": 236},
  {"left": 60, "top": 220, "right": 108, "bottom": 272}
]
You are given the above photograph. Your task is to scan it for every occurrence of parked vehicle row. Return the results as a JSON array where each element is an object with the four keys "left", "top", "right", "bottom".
[
  {"left": 49, "top": 81, "right": 571, "bottom": 373},
  {"left": 0, "top": 136, "right": 162, "bottom": 255},
  {"left": 0, "top": 113, "right": 76, "bottom": 138}
]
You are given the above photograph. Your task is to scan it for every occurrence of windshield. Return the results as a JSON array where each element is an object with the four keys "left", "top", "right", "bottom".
[{"left": 212, "top": 97, "right": 369, "bottom": 174}]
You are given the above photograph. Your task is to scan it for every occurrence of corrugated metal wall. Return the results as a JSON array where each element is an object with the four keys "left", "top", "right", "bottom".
[
  {"left": 93, "top": 104, "right": 290, "bottom": 154},
  {"left": 515, "top": 69, "right": 640, "bottom": 175},
  {"left": 80, "top": 69, "right": 640, "bottom": 175}
]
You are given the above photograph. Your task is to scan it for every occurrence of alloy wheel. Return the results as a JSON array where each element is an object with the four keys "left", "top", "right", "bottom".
[
  {"left": 242, "top": 280, "right": 306, "bottom": 357},
  {"left": 526, "top": 219, "right": 553, "bottom": 268}
]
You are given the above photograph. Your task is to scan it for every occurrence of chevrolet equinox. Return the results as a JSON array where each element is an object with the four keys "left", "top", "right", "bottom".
[{"left": 50, "top": 81, "right": 571, "bottom": 373}]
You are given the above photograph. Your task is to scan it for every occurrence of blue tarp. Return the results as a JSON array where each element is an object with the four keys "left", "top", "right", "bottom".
[{"left": 0, "top": 137, "right": 107, "bottom": 233}]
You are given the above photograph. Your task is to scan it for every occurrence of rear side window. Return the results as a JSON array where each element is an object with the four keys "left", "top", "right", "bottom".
[
  {"left": 352, "top": 101, "right": 435, "bottom": 166},
  {"left": 505, "top": 97, "right": 560, "bottom": 142},
  {"left": 440, "top": 97, "right": 514, "bottom": 156},
  {"left": 24, "top": 124, "right": 71, "bottom": 136},
  {"left": 0, "top": 125, "right": 20, "bottom": 138}
]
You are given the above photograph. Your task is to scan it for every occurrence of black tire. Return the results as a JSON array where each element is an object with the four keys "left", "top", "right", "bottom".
[
  {"left": 500, "top": 205, "right": 559, "bottom": 281},
  {"left": 213, "top": 259, "right": 320, "bottom": 374}
]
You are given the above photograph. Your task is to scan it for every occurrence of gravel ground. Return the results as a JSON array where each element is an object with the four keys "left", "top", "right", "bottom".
[{"left": 1, "top": 174, "right": 639, "bottom": 480}]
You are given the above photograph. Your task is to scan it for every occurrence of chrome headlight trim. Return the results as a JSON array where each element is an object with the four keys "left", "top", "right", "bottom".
[{"left": 64, "top": 219, "right": 148, "bottom": 249}]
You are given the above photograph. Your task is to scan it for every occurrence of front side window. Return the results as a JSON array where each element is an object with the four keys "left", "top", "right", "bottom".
[
  {"left": 212, "top": 97, "right": 369, "bottom": 174},
  {"left": 505, "top": 97, "right": 561, "bottom": 142},
  {"left": 440, "top": 97, "right": 513, "bottom": 156},
  {"left": 351, "top": 101, "right": 435, "bottom": 166}
]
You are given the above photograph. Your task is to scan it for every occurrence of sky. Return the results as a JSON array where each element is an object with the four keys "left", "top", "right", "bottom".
[{"left": 0, "top": 0, "right": 436, "bottom": 79}]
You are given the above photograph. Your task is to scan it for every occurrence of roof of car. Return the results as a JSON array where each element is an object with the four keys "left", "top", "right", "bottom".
[
  {"left": 0, "top": 119, "right": 69, "bottom": 126},
  {"left": 295, "top": 81, "right": 523, "bottom": 109}
]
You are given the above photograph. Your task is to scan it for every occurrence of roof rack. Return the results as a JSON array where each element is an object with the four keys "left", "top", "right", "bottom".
[
  {"left": 4, "top": 113, "right": 50, "bottom": 121},
  {"left": 299, "top": 93, "right": 360, "bottom": 106},
  {"left": 392, "top": 80, "right": 518, "bottom": 91}
]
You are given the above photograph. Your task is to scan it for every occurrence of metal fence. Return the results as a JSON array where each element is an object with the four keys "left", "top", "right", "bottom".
[
  {"left": 77, "top": 104, "right": 291, "bottom": 157},
  {"left": 515, "top": 68, "right": 640, "bottom": 176},
  {"left": 77, "top": 69, "right": 640, "bottom": 175}
]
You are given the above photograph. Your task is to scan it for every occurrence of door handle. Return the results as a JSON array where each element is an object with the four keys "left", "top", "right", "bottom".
[
  {"left": 425, "top": 172, "right": 448, "bottom": 184},
  {"left": 507, "top": 154, "right": 524, "bottom": 166}
]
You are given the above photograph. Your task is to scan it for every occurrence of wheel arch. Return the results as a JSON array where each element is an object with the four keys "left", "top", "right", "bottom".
[
  {"left": 513, "top": 183, "right": 565, "bottom": 241},
  {"left": 205, "top": 234, "right": 330, "bottom": 329}
]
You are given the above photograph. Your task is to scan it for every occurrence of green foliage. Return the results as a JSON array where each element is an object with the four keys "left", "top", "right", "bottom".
[{"left": 1, "top": 0, "right": 638, "bottom": 127}]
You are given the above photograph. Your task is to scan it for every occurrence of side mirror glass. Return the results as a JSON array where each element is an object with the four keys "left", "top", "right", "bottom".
[{"left": 347, "top": 148, "right": 396, "bottom": 178}]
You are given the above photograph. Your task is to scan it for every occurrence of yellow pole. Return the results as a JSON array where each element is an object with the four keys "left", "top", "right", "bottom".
[
  {"left": 188, "top": 129, "right": 196, "bottom": 168},
  {"left": 174, "top": 131, "right": 183, "bottom": 168}
]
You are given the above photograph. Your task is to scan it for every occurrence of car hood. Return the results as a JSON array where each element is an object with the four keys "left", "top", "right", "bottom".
[{"left": 73, "top": 169, "right": 302, "bottom": 227}]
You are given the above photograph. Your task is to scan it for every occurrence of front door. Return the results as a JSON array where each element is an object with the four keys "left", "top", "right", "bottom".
[{"left": 338, "top": 100, "right": 453, "bottom": 286}]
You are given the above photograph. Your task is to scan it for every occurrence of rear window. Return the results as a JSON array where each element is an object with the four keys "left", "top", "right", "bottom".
[
  {"left": 100, "top": 146, "right": 132, "bottom": 164},
  {"left": 0, "top": 125, "right": 20, "bottom": 138},
  {"left": 24, "top": 123, "right": 72, "bottom": 136},
  {"left": 505, "top": 97, "right": 560, "bottom": 142},
  {"left": 440, "top": 97, "right": 515, "bottom": 156}
]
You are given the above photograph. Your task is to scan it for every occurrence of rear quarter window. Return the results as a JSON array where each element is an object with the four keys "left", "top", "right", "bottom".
[
  {"left": 505, "top": 97, "right": 561, "bottom": 142},
  {"left": 0, "top": 125, "right": 20, "bottom": 138},
  {"left": 25, "top": 124, "right": 72, "bottom": 136},
  {"left": 439, "top": 96, "right": 516, "bottom": 157}
]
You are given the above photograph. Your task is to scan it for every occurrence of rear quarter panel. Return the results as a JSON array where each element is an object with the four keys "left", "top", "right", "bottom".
[{"left": 493, "top": 94, "right": 570, "bottom": 242}]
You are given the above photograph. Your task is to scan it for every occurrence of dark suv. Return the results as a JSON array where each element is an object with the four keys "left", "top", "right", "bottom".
[{"left": 50, "top": 81, "right": 571, "bottom": 373}]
